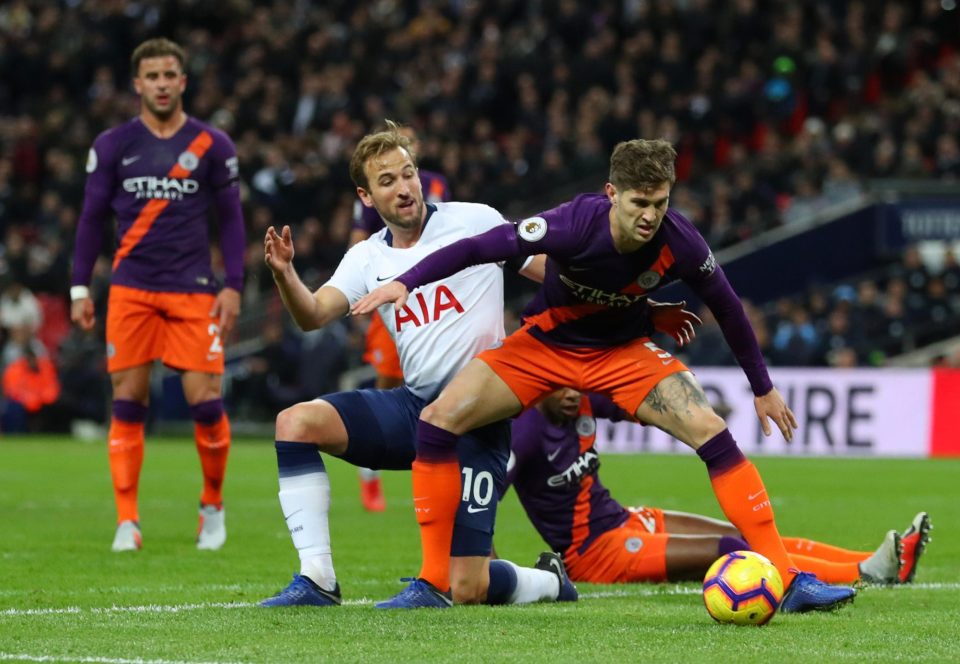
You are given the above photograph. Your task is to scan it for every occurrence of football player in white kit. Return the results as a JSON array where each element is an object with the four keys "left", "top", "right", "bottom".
[{"left": 259, "top": 121, "right": 577, "bottom": 609}]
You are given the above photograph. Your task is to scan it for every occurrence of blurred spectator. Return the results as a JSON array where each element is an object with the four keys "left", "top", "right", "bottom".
[
  {"left": 1, "top": 341, "right": 60, "bottom": 432},
  {"left": 0, "top": 278, "right": 42, "bottom": 364}
]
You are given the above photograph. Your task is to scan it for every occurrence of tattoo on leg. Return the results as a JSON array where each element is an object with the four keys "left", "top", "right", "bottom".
[{"left": 642, "top": 372, "right": 711, "bottom": 422}]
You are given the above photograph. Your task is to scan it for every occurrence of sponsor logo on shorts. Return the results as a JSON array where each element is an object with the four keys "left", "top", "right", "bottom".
[{"left": 625, "top": 537, "right": 643, "bottom": 553}]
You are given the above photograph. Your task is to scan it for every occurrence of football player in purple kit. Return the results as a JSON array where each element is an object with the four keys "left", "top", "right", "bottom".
[
  {"left": 354, "top": 138, "right": 857, "bottom": 612},
  {"left": 70, "top": 38, "right": 245, "bottom": 552},
  {"left": 349, "top": 126, "right": 451, "bottom": 513},
  {"left": 506, "top": 388, "right": 923, "bottom": 586}
]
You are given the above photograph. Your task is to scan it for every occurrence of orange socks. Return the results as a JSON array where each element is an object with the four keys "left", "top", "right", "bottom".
[
  {"left": 194, "top": 412, "right": 231, "bottom": 506},
  {"left": 783, "top": 537, "right": 870, "bottom": 563},
  {"left": 412, "top": 459, "right": 460, "bottom": 592},
  {"left": 108, "top": 410, "right": 146, "bottom": 523},
  {"left": 788, "top": 554, "right": 861, "bottom": 584},
  {"left": 708, "top": 458, "right": 797, "bottom": 584}
]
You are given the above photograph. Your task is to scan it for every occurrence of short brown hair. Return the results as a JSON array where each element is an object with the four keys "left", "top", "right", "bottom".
[
  {"left": 609, "top": 139, "right": 677, "bottom": 191},
  {"left": 349, "top": 120, "right": 416, "bottom": 189},
  {"left": 131, "top": 38, "right": 185, "bottom": 76}
]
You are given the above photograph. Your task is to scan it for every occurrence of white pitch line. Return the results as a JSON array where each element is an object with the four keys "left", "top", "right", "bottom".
[
  {"left": 0, "top": 654, "right": 243, "bottom": 664},
  {"left": 1, "top": 582, "right": 957, "bottom": 618}
]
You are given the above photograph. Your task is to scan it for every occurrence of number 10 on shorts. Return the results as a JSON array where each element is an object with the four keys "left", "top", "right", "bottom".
[{"left": 461, "top": 466, "right": 494, "bottom": 510}]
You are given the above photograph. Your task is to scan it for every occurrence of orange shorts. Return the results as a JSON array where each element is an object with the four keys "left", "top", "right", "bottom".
[
  {"left": 106, "top": 285, "right": 224, "bottom": 374},
  {"left": 476, "top": 326, "right": 688, "bottom": 416},
  {"left": 564, "top": 507, "right": 669, "bottom": 583},
  {"left": 362, "top": 313, "right": 402, "bottom": 380}
]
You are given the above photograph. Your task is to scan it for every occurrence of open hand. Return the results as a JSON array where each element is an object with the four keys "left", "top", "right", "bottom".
[
  {"left": 352, "top": 281, "right": 410, "bottom": 316},
  {"left": 264, "top": 225, "right": 294, "bottom": 277}
]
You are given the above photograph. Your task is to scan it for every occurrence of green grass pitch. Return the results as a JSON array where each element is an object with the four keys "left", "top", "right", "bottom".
[{"left": 1, "top": 436, "right": 957, "bottom": 663}]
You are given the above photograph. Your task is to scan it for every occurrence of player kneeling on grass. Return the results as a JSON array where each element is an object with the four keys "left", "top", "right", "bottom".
[
  {"left": 505, "top": 387, "right": 933, "bottom": 587},
  {"left": 259, "top": 121, "right": 574, "bottom": 608}
]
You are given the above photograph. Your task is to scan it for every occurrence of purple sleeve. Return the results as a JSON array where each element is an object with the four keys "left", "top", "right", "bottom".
[
  {"left": 72, "top": 137, "right": 116, "bottom": 286},
  {"left": 353, "top": 201, "right": 383, "bottom": 234},
  {"left": 208, "top": 131, "right": 245, "bottom": 291},
  {"left": 689, "top": 266, "right": 773, "bottom": 396},
  {"left": 396, "top": 223, "right": 521, "bottom": 290},
  {"left": 215, "top": 186, "right": 245, "bottom": 291}
]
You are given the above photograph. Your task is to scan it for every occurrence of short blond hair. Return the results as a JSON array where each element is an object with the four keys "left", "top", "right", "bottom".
[
  {"left": 609, "top": 139, "right": 677, "bottom": 191},
  {"left": 349, "top": 120, "right": 416, "bottom": 189}
]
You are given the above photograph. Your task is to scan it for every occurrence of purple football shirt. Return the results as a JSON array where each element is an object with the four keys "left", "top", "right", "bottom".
[
  {"left": 396, "top": 192, "right": 773, "bottom": 396},
  {"left": 72, "top": 116, "right": 245, "bottom": 294},
  {"left": 352, "top": 169, "right": 451, "bottom": 235},
  {"left": 505, "top": 394, "right": 630, "bottom": 555}
]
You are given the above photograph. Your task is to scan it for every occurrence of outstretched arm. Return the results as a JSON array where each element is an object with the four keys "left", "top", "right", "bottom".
[
  {"left": 352, "top": 223, "right": 521, "bottom": 315},
  {"left": 265, "top": 225, "right": 349, "bottom": 330}
]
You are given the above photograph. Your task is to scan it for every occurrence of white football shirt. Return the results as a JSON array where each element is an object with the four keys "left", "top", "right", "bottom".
[{"left": 325, "top": 202, "right": 508, "bottom": 399}]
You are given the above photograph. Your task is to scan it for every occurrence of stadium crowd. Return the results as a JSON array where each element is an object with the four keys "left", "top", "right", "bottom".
[{"left": 1, "top": 0, "right": 959, "bottom": 425}]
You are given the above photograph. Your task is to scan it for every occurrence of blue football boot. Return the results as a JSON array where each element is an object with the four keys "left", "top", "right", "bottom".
[
  {"left": 534, "top": 552, "right": 579, "bottom": 602},
  {"left": 375, "top": 577, "right": 453, "bottom": 609},
  {"left": 260, "top": 574, "right": 342, "bottom": 607},
  {"left": 780, "top": 570, "right": 855, "bottom": 613}
]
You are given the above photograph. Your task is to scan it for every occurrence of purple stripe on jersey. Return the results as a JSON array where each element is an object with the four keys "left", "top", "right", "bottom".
[{"left": 695, "top": 429, "right": 746, "bottom": 478}]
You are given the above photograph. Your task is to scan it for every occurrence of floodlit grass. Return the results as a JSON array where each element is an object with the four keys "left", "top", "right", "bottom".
[{"left": 1, "top": 436, "right": 957, "bottom": 663}]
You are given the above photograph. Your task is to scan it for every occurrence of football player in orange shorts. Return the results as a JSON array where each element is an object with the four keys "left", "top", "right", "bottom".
[
  {"left": 348, "top": 125, "right": 451, "bottom": 512},
  {"left": 354, "top": 138, "right": 858, "bottom": 612},
  {"left": 70, "top": 38, "right": 244, "bottom": 552},
  {"left": 505, "top": 387, "right": 931, "bottom": 586}
]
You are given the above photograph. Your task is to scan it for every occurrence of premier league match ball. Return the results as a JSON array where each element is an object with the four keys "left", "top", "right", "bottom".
[{"left": 702, "top": 551, "right": 784, "bottom": 626}]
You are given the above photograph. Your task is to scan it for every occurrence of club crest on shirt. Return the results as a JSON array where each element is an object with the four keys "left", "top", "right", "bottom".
[
  {"left": 86, "top": 148, "right": 98, "bottom": 173},
  {"left": 178, "top": 151, "right": 199, "bottom": 171},
  {"left": 518, "top": 216, "right": 547, "bottom": 242},
  {"left": 575, "top": 415, "right": 596, "bottom": 438},
  {"left": 636, "top": 270, "right": 661, "bottom": 289}
]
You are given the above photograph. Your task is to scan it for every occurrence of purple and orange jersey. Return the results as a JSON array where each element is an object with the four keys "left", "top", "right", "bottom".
[
  {"left": 352, "top": 169, "right": 451, "bottom": 235},
  {"left": 396, "top": 192, "right": 773, "bottom": 396},
  {"left": 505, "top": 394, "right": 631, "bottom": 555},
  {"left": 72, "top": 116, "right": 245, "bottom": 294}
]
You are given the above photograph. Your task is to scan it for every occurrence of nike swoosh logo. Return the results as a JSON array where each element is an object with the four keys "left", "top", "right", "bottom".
[
  {"left": 747, "top": 490, "right": 766, "bottom": 500},
  {"left": 109, "top": 439, "right": 124, "bottom": 447},
  {"left": 122, "top": 156, "right": 141, "bottom": 166},
  {"left": 546, "top": 449, "right": 561, "bottom": 461},
  {"left": 283, "top": 508, "right": 303, "bottom": 520},
  {"left": 661, "top": 359, "right": 675, "bottom": 366},
  {"left": 376, "top": 274, "right": 398, "bottom": 282},
  {"left": 466, "top": 505, "right": 489, "bottom": 514}
]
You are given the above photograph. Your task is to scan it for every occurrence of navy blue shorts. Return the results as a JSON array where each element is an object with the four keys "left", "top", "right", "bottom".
[{"left": 322, "top": 387, "right": 509, "bottom": 557}]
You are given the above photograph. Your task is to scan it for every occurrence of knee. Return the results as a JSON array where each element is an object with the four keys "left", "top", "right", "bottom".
[
  {"left": 690, "top": 411, "right": 728, "bottom": 444},
  {"left": 450, "top": 575, "right": 489, "bottom": 605},
  {"left": 275, "top": 404, "right": 313, "bottom": 442},
  {"left": 420, "top": 402, "right": 451, "bottom": 431}
]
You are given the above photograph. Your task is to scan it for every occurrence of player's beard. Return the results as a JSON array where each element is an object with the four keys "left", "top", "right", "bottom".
[
  {"left": 379, "top": 197, "right": 424, "bottom": 231},
  {"left": 144, "top": 93, "right": 180, "bottom": 121}
]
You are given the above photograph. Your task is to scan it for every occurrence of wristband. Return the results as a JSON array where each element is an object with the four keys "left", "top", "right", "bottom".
[{"left": 70, "top": 285, "right": 90, "bottom": 301}]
